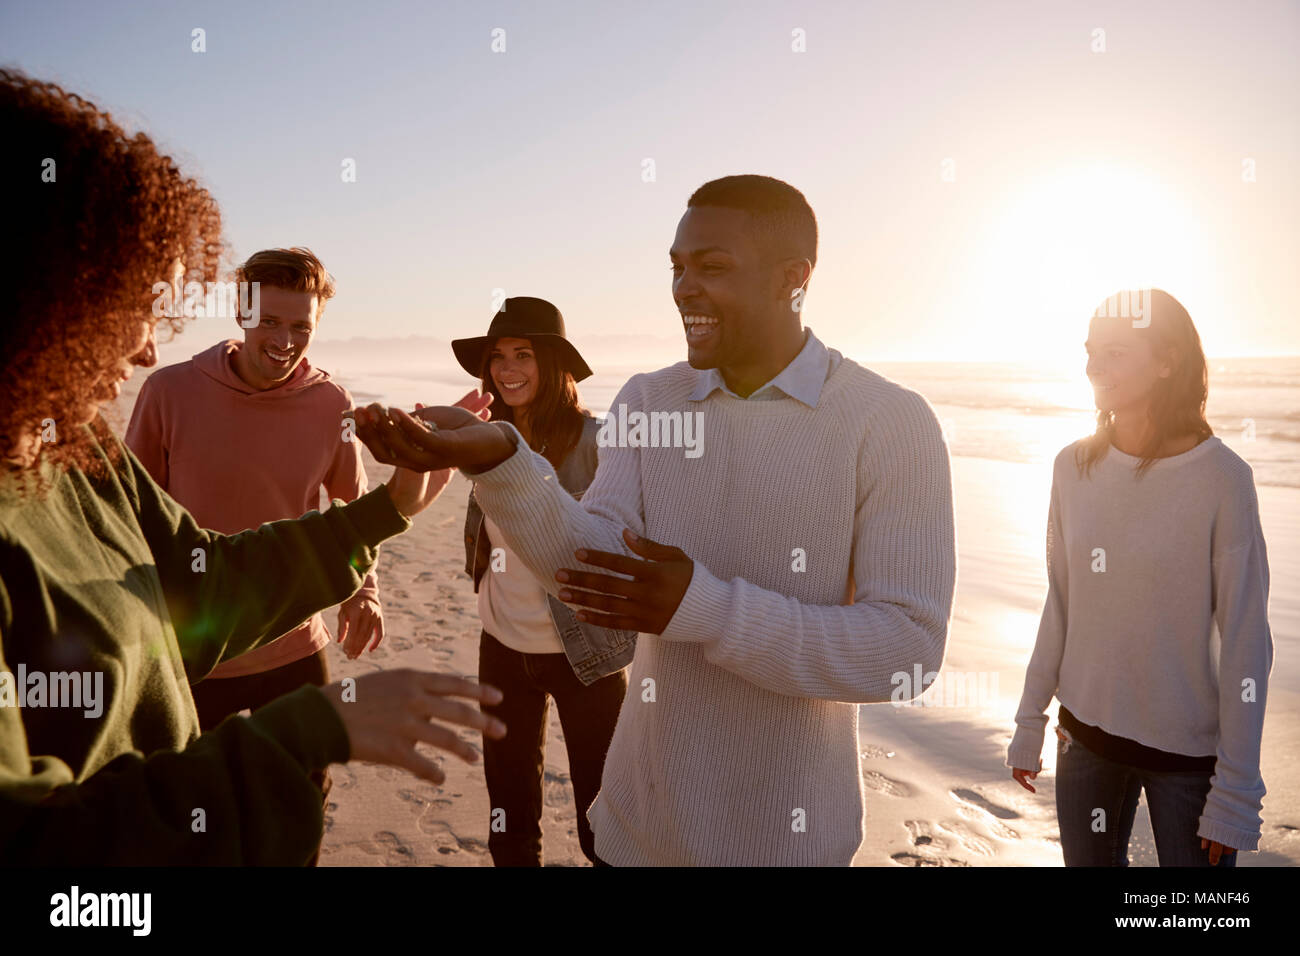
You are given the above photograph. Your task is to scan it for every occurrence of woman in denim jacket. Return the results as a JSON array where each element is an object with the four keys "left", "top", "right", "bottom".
[{"left": 454, "top": 297, "right": 634, "bottom": 866}]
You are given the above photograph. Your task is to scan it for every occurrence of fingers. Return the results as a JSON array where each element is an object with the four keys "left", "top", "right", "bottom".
[
  {"left": 342, "top": 611, "right": 367, "bottom": 658},
  {"left": 559, "top": 585, "right": 633, "bottom": 615},
  {"left": 452, "top": 389, "right": 494, "bottom": 417},
  {"left": 373, "top": 414, "right": 453, "bottom": 471},
  {"left": 409, "top": 404, "right": 482, "bottom": 429},
  {"left": 392, "top": 409, "right": 447, "bottom": 447},
  {"left": 367, "top": 615, "right": 384, "bottom": 653},
  {"left": 556, "top": 567, "right": 640, "bottom": 598},
  {"left": 402, "top": 716, "right": 482, "bottom": 764},
  {"left": 418, "top": 695, "right": 506, "bottom": 740},
  {"left": 420, "top": 672, "right": 504, "bottom": 706},
  {"left": 571, "top": 548, "right": 646, "bottom": 577},
  {"left": 394, "top": 749, "right": 448, "bottom": 786},
  {"left": 1011, "top": 768, "right": 1037, "bottom": 793},
  {"left": 350, "top": 405, "right": 399, "bottom": 463},
  {"left": 377, "top": 407, "right": 433, "bottom": 452},
  {"left": 622, "top": 528, "right": 685, "bottom": 560}
]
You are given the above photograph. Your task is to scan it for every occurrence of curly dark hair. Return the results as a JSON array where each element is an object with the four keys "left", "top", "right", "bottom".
[{"left": 0, "top": 67, "right": 225, "bottom": 490}]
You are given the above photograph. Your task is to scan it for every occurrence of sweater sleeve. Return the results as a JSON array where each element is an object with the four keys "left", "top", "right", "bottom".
[
  {"left": 1006, "top": 463, "right": 1069, "bottom": 772},
  {"left": 469, "top": 375, "right": 649, "bottom": 609},
  {"left": 120, "top": 440, "right": 410, "bottom": 681},
  {"left": 656, "top": 387, "right": 956, "bottom": 702},
  {"left": 0, "top": 672, "right": 350, "bottom": 865},
  {"left": 1197, "top": 486, "right": 1273, "bottom": 852},
  {"left": 123, "top": 374, "right": 169, "bottom": 490}
]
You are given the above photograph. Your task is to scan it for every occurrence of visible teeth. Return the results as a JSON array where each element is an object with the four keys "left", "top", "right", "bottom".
[
  {"left": 267, "top": 348, "right": 291, "bottom": 361},
  {"left": 501, "top": 381, "right": 526, "bottom": 390},
  {"left": 682, "top": 314, "right": 719, "bottom": 326}
]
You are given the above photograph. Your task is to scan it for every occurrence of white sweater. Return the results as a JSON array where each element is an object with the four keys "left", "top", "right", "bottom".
[
  {"left": 470, "top": 351, "right": 956, "bottom": 865},
  {"left": 1007, "top": 437, "right": 1273, "bottom": 852}
]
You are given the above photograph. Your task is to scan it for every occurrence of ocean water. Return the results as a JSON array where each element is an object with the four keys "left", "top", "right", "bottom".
[{"left": 330, "top": 355, "right": 1300, "bottom": 489}]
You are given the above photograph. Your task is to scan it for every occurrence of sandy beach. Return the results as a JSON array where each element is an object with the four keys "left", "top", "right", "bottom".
[{"left": 309, "top": 445, "right": 1300, "bottom": 867}]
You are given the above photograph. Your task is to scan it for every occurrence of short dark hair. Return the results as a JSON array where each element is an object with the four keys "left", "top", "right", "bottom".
[{"left": 687, "top": 174, "right": 817, "bottom": 268}]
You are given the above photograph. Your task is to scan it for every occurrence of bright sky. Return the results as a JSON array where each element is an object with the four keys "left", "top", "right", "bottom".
[{"left": 3, "top": 0, "right": 1297, "bottom": 362}]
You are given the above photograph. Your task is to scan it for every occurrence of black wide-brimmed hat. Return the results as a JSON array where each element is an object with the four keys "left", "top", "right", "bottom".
[{"left": 451, "top": 296, "right": 593, "bottom": 383}]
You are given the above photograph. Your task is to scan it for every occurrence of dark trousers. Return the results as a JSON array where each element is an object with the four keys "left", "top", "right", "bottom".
[
  {"left": 478, "top": 629, "right": 627, "bottom": 866},
  {"left": 1054, "top": 726, "right": 1237, "bottom": 867},
  {"left": 191, "top": 648, "right": 332, "bottom": 867}
]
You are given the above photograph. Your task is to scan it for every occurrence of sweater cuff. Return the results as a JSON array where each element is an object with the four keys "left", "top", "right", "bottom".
[
  {"left": 461, "top": 423, "right": 526, "bottom": 480},
  {"left": 660, "top": 561, "right": 730, "bottom": 644},
  {"left": 1006, "top": 728, "right": 1045, "bottom": 772},
  {"left": 341, "top": 485, "right": 411, "bottom": 545},
  {"left": 246, "top": 684, "right": 351, "bottom": 774},
  {"left": 1197, "top": 814, "right": 1259, "bottom": 854}
]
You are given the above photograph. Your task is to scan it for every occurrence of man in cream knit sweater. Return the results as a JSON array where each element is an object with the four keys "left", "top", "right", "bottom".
[{"left": 354, "top": 175, "right": 957, "bottom": 865}]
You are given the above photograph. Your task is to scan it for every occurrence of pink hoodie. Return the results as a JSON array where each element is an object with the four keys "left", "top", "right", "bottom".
[{"left": 125, "top": 339, "right": 378, "bottom": 678}]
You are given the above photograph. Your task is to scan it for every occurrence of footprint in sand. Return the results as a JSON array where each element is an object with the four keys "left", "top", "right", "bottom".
[
  {"left": 331, "top": 765, "right": 358, "bottom": 791},
  {"left": 892, "top": 821, "right": 974, "bottom": 866},
  {"left": 354, "top": 830, "right": 418, "bottom": 866},
  {"left": 950, "top": 788, "right": 1020, "bottom": 819},
  {"left": 415, "top": 815, "right": 490, "bottom": 857},
  {"left": 936, "top": 820, "right": 996, "bottom": 856},
  {"left": 954, "top": 801, "right": 1020, "bottom": 840},
  {"left": 861, "top": 770, "right": 913, "bottom": 798}
]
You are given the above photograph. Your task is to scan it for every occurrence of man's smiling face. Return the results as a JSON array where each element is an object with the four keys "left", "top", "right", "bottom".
[
  {"left": 671, "top": 206, "right": 779, "bottom": 370},
  {"left": 235, "top": 285, "right": 318, "bottom": 388}
]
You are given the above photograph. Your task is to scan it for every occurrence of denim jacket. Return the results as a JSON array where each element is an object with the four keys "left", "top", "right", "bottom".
[{"left": 463, "top": 413, "right": 636, "bottom": 684}]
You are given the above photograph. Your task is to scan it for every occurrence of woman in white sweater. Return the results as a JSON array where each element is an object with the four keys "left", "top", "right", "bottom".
[{"left": 1007, "top": 289, "right": 1273, "bottom": 867}]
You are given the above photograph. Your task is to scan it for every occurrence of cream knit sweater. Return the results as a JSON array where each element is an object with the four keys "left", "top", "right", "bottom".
[
  {"left": 470, "top": 351, "right": 956, "bottom": 865},
  {"left": 1007, "top": 437, "right": 1273, "bottom": 852}
]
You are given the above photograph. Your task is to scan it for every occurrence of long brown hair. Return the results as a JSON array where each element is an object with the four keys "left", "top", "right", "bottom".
[
  {"left": 1075, "top": 288, "right": 1213, "bottom": 479},
  {"left": 478, "top": 337, "right": 588, "bottom": 469}
]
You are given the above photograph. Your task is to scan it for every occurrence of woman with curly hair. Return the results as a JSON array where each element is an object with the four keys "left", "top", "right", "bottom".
[{"left": 0, "top": 68, "right": 504, "bottom": 865}]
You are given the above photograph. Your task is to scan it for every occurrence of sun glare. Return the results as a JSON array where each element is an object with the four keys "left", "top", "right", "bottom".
[{"left": 959, "top": 162, "right": 1217, "bottom": 364}]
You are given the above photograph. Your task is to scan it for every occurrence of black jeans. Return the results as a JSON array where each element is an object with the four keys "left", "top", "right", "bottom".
[{"left": 478, "top": 629, "right": 627, "bottom": 866}]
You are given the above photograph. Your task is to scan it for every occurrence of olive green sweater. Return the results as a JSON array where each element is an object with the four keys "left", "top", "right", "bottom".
[{"left": 0, "top": 424, "right": 409, "bottom": 864}]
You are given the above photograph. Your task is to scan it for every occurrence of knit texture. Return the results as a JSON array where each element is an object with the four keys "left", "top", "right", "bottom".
[
  {"left": 1007, "top": 437, "right": 1273, "bottom": 852},
  {"left": 472, "top": 353, "right": 956, "bottom": 865}
]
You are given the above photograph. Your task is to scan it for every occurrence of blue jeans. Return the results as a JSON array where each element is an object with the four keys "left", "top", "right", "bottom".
[{"left": 1054, "top": 727, "right": 1236, "bottom": 867}]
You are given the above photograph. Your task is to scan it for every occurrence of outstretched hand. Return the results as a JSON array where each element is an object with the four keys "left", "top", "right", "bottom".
[
  {"left": 345, "top": 389, "right": 497, "bottom": 517},
  {"left": 349, "top": 401, "right": 516, "bottom": 475},
  {"left": 322, "top": 669, "right": 506, "bottom": 785},
  {"left": 554, "top": 528, "right": 694, "bottom": 635}
]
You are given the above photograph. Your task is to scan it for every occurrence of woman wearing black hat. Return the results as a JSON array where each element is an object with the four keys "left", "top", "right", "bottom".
[{"left": 453, "top": 297, "right": 634, "bottom": 867}]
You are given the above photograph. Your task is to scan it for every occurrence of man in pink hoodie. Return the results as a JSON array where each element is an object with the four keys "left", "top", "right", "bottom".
[{"left": 126, "top": 248, "right": 376, "bottom": 861}]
